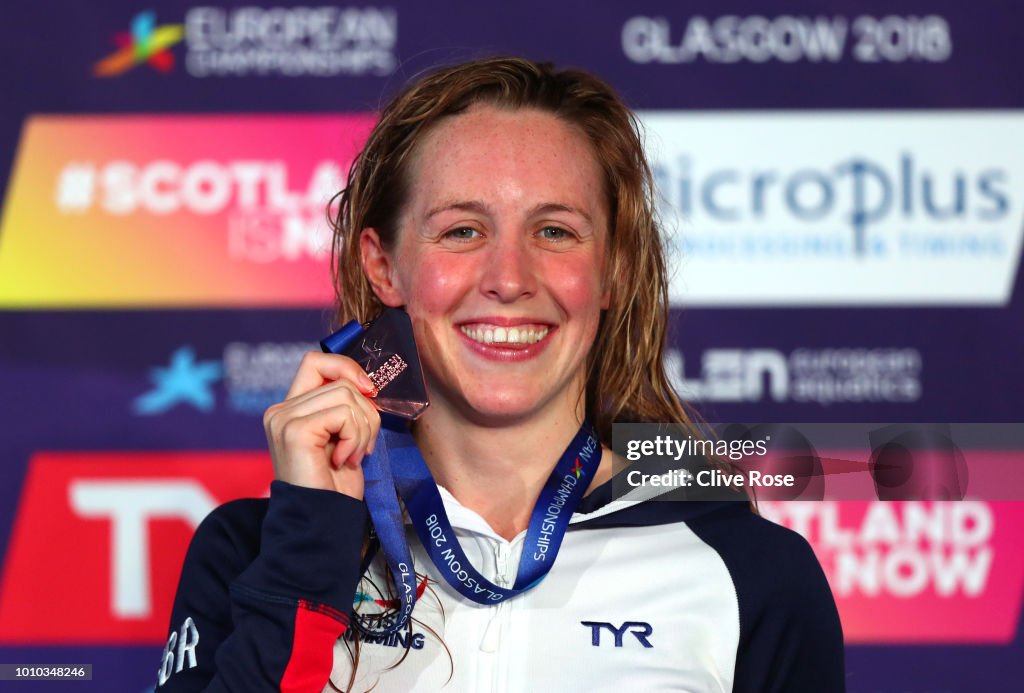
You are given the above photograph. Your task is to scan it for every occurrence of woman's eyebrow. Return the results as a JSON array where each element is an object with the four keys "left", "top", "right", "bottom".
[
  {"left": 425, "top": 200, "right": 490, "bottom": 219},
  {"left": 425, "top": 200, "right": 593, "bottom": 223},
  {"left": 528, "top": 202, "right": 593, "bottom": 224}
]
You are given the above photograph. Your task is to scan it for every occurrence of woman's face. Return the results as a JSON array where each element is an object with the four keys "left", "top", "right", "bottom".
[{"left": 363, "top": 105, "right": 610, "bottom": 426}]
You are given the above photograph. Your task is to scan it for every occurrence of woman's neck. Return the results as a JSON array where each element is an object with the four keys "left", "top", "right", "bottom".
[{"left": 412, "top": 400, "right": 612, "bottom": 541}]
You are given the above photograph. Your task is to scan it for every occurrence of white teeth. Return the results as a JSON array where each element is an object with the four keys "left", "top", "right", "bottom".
[{"left": 460, "top": 324, "right": 550, "bottom": 345}]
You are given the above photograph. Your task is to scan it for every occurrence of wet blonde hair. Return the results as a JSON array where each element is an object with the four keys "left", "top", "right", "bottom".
[{"left": 330, "top": 56, "right": 694, "bottom": 445}]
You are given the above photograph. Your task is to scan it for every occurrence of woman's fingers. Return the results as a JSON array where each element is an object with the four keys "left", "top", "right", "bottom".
[
  {"left": 267, "top": 398, "right": 377, "bottom": 468},
  {"left": 273, "top": 380, "right": 378, "bottom": 425},
  {"left": 274, "top": 384, "right": 380, "bottom": 462},
  {"left": 285, "top": 351, "right": 376, "bottom": 399},
  {"left": 269, "top": 403, "right": 374, "bottom": 492},
  {"left": 263, "top": 351, "right": 381, "bottom": 498}
]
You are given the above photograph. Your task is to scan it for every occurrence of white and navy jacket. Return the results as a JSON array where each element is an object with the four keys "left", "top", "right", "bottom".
[{"left": 157, "top": 477, "right": 845, "bottom": 692}]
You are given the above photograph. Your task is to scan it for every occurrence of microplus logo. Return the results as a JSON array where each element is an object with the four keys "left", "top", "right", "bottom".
[
  {"left": 641, "top": 112, "right": 1024, "bottom": 306},
  {"left": 656, "top": 154, "right": 1007, "bottom": 256}
]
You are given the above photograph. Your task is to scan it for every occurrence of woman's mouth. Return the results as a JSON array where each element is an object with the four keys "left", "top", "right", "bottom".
[{"left": 458, "top": 324, "right": 551, "bottom": 346}]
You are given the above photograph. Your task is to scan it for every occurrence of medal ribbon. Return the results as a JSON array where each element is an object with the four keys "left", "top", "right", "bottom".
[{"left": 358, "top": 421, "right": 600, "bottom": 634}]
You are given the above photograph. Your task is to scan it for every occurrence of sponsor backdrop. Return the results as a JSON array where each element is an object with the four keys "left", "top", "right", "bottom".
[{"left": 1, "top": 1, "right": 1021, "bottom": 690}]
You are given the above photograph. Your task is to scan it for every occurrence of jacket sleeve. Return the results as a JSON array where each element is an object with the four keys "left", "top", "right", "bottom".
[
  {"left": 156, "top": 481, "right": 368, "bottom": 692},
  {"left": 731, "top": 525, "right": 846, "bottom": 692},
  {"left": 688, "top": 504, "right": 847, "bottom": 693}
]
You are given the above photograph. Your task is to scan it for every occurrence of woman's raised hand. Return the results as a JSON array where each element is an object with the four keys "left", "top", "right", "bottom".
[{"left": 263, "top": 352, "right": 380, "bottom": 499}]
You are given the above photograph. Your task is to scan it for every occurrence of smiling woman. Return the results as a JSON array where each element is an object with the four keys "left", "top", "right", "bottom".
[
  {"left": 159, "top": 57, "right": 845, "bottom": 692},
  {"left": 361, "top": 105, "right": 610, "bottom": 433}
]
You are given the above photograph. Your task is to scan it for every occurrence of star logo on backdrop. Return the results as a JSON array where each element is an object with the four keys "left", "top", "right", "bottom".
[
  {"left": 133, "top": 346, "right": 223, "bottom": 415},
  {"left": 93, "top": 11, "right": 184, "bottom": 77}
]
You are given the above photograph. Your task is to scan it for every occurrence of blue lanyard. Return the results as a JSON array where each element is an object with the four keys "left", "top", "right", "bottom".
[
  {"left": 357, "top": 420, "right": 601, "bottom": 635},
  {"left": 319, "top": 316, "right": 601, "bottom": 636},
  {"left": 356, "top": 426, "right": 419, "bottom": 635}
]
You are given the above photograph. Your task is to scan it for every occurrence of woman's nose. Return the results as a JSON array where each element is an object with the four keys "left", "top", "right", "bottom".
[{"left": 479, "top": 233, "right": 537, "bottom": 302}]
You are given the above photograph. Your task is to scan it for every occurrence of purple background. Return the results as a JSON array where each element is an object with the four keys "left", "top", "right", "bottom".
[{"left": 1, "top": 1, "right": 1022, "bottom": 691}]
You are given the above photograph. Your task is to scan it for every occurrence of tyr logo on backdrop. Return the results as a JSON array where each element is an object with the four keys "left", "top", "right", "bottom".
[{"left": 0, "top": 454, "right": 272, "bottom": 642}]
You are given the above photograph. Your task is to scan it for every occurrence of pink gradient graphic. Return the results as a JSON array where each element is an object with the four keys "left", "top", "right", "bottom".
[
  {"left": 738, "top": 448, "right": 1024, "bottom": 501},
  {"left": 762, "top": 499, "right": 1024, "bottom": 643},
  {"left": 0, "top": 115, "right": 377, "bottom": 307}
]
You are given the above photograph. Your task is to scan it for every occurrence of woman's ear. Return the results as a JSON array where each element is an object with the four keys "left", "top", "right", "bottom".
[{"left": 360, "top": 228, "right": 404, "bottom": 307}]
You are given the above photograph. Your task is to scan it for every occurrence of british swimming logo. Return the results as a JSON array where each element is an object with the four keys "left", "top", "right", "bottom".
[
  {"left": 93, "top": 11, "right": 185, "bottom": 77},
  {"left": 354, "top": 575, "right": 430, "bottom": 610},
  {"left": 350, "top": 576, "right": 430, "bottom": 649}
]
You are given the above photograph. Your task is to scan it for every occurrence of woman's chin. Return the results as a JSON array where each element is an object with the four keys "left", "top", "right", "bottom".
[
  {"left": 450, "top": 391, "right": 555, "bottom": 426},
  {"left": 423, "top": 366, "right": 587, "bottom": 427}
]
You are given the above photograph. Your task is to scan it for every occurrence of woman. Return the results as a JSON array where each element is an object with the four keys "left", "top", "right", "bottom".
[{"left": 158, "top": 57, "right": 844, "bottom": 692}]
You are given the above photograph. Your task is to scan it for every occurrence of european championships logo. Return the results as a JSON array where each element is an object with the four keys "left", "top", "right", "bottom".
[{"left": 93, "top": 11, "right": 184, "bottom": 77}]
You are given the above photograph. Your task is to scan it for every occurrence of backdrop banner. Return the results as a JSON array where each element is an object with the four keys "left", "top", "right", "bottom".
[{"left": 1, "top": 2, "right": 1021, "bottom": 691}]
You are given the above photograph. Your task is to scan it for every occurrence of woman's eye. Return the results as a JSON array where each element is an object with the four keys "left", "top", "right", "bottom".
[
  {"left": 538, "top": 226, "right": 571, "bottom": 241},
  {"left": 444, "top": 227, "right": 481, "bottom": 241}
]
